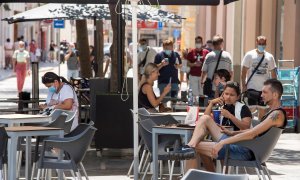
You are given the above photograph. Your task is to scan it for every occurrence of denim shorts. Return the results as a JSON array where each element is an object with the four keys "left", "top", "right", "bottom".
[{"left": 217, "top": 134, "right": 254, "bottom": 160}]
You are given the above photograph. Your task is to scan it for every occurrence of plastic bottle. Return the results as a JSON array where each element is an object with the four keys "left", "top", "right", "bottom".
[{"left": 188, "top": 88, "right": 194, "bottom": 106}]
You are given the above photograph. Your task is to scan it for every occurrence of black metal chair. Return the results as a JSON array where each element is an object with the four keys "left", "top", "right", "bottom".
[
  {"left": 138, "top": 118, "right": 192, "bottom": 180},
  {"left": 223, "top": 127, "right": 283, "bottom": 179},
  {"left": 36, "top": 124, "right": 97, "bottom": 180}
]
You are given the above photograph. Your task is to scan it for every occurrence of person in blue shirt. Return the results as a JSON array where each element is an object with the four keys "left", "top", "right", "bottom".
[{"left": 154, "top": 40, "right": 182, "bottom": 99}]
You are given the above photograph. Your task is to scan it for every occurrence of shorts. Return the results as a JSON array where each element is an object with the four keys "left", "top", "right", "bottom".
[{"left": 217, "top": 134, "right": 254, "bottom": 160}]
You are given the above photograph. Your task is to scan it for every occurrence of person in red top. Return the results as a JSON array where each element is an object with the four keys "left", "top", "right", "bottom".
[
  {"left": 29, "top": 40, "right": 37, "bottom": 62},
  {"left": 187, "top": 36, "right": 209, "bottom": 97}
]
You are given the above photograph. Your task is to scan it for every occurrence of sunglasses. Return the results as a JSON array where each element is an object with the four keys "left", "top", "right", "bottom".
[{"left": 226, "top": 81, "right": 239, "bottom": 87}]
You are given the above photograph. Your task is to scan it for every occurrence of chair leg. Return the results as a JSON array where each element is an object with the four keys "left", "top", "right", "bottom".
[
  {"left": 263, "top": 165, "right": 272, "bottom": 180},
  {"left": 159, "top": 160, "right": 163, "bottom": 179},
  {"left": 142, "top": 162, "right": 150, "bottom": 180},
  {"left": 70, "top": 170, "right": 76, "bottom": 179},
  {"left": 138, "top": 149, "right": 147, "bottom": 172},
  {"left": 31, "top": 162, "right": 37, "bottom": 180},
  {"left": 76, "top": 171, "right": 83, "bottom": 180},
  {"left": 169, "top": 161, "right": 175, "bottom": 180},
  {"left": 79, "top": 162, "right": 89, "bottom": 180},
  {"left": 41, "top": 169, "right": 45, "bottom": 180},
  {"left": 243, "top": 167, "right": 248, "bottom": 174},
  {"left": 127, "top": 160, "right": 134, "bottom": 176},
  {"left": 254, "top": 167, "right": 262, "bottom": 180},
  {"left": 180, "top": 161, "right": 185, "bottom": 175},
  {"left": 235, "top": 166, "right": 239, "bottom": 174},
  {"left": 37, "top": 169, "right": 41, "bottom": 180},
  {"left": 141, "top": 152, "right": 150, "bottom": 173},
  {"left": 4, "top": 164, "right": 7, "bottom": 180}
]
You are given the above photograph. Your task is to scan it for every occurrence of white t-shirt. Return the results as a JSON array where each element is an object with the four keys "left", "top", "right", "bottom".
[
  {"left": 4, "top": 42, "right": 14, "bottom": 57},
  {"left": 242, "top": 49, "right": 276, "bottom": 91},
  {"left": 12, "top": 50, "right": 30, "bottom": 63},
  {"left": 202, "top": 50, "right": 233, "bottom": 79},
  {"left": 138, "top": 47, "right": 157, "bottom": 74},
  {"left": 46, "top": 84, "right": 79, "bottom": 130}
]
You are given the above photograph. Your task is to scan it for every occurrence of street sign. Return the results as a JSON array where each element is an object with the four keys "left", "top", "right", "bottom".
[
  {"left": 173, "top": 29, "right": 180, "bottom": 38},
  {"left": 157, "top": 22, "right": 163, "bottom": 30},
  {"left": 53, "top": 20, "right": 65, "bottom": 29}
]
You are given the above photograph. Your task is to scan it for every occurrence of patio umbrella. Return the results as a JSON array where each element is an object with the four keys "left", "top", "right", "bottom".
[{"left": 2, "top": 3, "right": 183, "bottom": 23}]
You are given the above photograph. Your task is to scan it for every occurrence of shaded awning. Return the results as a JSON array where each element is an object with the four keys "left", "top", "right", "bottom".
[
  {"left": 0, "top": 0, "right": 224, "bottom": 5},
  {"left": 2, "top": 3, "right": 183, "bottom": 24}
]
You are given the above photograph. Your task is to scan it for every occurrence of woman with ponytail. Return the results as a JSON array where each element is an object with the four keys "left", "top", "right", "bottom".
[
  {"left": 138, "top": 63, "right": 171, "bottom": 112},
  {"left": 40, "top": 72, "right": 79, "bottom": 130}
]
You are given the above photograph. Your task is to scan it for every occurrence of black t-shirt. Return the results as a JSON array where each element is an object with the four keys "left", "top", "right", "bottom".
[
  {"left": 154, "top": 51, "right": 182, "bottom": 84},
  {"left": 138, "top": 83, "right": 156, "bottom": 109},
  {"left": 222, "top": 103, "right": 252, "bottom": 131}
]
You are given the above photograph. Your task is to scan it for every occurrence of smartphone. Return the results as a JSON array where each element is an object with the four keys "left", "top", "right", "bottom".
[
  {"left": 169, "top": 77, "right": 172, "bottom": 84},
  {"left": 164, "top": 58, "right": 169, "bottom": 62}
]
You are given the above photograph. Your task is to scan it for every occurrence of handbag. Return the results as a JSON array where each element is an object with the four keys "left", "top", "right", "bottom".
[{"left": 203, "top": 51, "right": 223, "bottom": 97}]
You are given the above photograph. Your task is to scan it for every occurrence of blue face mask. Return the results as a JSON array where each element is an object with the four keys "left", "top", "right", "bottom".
[
  {"left": 257, "top": 45, "right": 266, "bottom": 53},
  {"left": 48, "top": 86, "right": 56, "bottom": 93},
  {"left": 164, "top": 50, "right": 172, "bottom": 56}
]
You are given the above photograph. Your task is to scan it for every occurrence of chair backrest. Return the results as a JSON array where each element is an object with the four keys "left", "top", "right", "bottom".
[
  {"left": 64, "top": 123, "right": 92, "bottom": 138},
  {"left": 50, "top": 109, "right": 63, "bottom": 121},
  {"left": 0, "top": 126, "right": 8, "bottom": 160},
  {"left": 138, "top": 118, "right": 180, "bottom": 155},
  {"left": 236, "top": 127, "right": 283, "bottom": 163},
  {"left": 65, "top": 126, "right": 97, "bottom": 163},
  {"left": 139, "top": 114, "right": 178, "bottom": 125},
  {"left": 182, "top": 169, "right": 249, "bottom": 180},
  {"left": 45, "top": 114, "right": 67, "bottom": 129},
  {"left": 138, "top": 108, "right": 150, "bottom": 116},
  {"left": 138, "top": 119, "right": 156, "bottom": 152}
]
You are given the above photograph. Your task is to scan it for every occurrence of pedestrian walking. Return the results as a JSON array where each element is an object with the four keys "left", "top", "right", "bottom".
[
  {"left": 65, "top": 43, "right": 80, "bottom": 80},
  {"left": 4, "top": 38, "right": 14, "bottom": 69},
  {"left": 12, "top": 41, "right": 30, "bottom": 95}
]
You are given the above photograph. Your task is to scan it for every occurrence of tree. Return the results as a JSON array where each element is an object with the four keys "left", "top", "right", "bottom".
[
  {"left": 109, "top": 4, "right": 126, "bottom": 92},
  {"left": 76, "top": 20, "right": 92, "bottom": 78}
]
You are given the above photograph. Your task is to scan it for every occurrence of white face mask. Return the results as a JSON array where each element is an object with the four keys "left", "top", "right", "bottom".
[
  {"left": 195, "top": 43, "right": 202, "bottom": 49},
  {"left": 19, "top": 48, "right": 24, "bottom": 51}
]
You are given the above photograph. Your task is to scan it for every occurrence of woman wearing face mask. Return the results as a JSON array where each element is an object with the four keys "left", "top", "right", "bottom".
[
  {"left": 40, "top": 72, "right": 79, "bottom": 130},
  {"left": 12, "top": 41, "right": 30, "bottom": 95},
  {"left": 154, "top": 40, "right": 182, "bottom": 100}
]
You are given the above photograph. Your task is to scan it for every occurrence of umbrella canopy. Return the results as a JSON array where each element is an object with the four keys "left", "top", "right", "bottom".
[
  {"left": 2, "top": 3, "right": 183, "bottom": 24},
  {"left": 0, "top": 0, "right": 221, "bottom": 5}
]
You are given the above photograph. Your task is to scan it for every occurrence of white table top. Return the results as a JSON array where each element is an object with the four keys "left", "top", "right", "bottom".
[{"left": 0, "top": 113, "right": 49, "bottom": 119}]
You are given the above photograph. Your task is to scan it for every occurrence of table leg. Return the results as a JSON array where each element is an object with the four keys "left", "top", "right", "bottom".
[
  {"left": 152, "top": 131, "right": 158, "bottom": 180},
  {"left": 8, "top": 136, "right": 18, "bottom": 180},
  {"left": 26, "top": 136, "right": 32, "bottom": 180}
]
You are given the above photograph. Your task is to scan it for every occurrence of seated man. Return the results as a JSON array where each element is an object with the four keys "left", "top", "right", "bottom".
[{"left": 171, "top": 79, "right": 286, "bottom": 172}]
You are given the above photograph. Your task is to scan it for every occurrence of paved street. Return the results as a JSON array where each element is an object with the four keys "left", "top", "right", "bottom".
[{"left": 0, "top": 62, "right": 299, "bottom": 179}]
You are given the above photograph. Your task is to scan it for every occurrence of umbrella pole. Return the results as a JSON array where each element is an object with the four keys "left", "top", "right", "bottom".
[{"left": 131, "top": 0, "right": 139, "bottom": 180}]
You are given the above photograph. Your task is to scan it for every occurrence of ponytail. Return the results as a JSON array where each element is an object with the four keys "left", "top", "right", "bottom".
[{"left": 139, "top": 75, "right": 147, "bottom": 89}]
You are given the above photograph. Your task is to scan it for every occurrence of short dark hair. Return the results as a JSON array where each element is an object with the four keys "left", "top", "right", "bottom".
[
  {"left": 195, "top": 36, "right": 203, "bottom": 42},
  {"left": 6, "top": 38, "right": 10, "bottom": 42},
  {"left": 212, "top": 35, "right": 224, "bottom": 46},
  {"left": 264, "top": 79, "right": 283, "bottom": 98},
  {"left": 224, "top": 81, "right": 241, "bottom": 96},
  {"left": 139, "top": 38, "right": 147, "bottom": 44},
  {"left": 215, "top": 69, "right": 231, "bottom": 82},
  {"left": 206, "top": 40, "right": 212, "bottom": 44}
]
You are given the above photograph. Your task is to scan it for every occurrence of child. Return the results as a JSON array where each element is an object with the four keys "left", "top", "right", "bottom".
[{"left": 213, "top": 69, "right": 231, "bottom": 97}]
